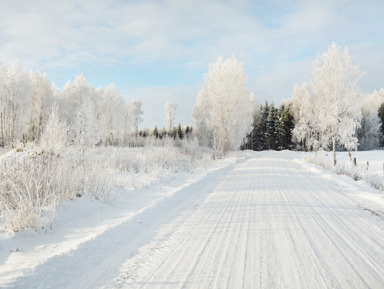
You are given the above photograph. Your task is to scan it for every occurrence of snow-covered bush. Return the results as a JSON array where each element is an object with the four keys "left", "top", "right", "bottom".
[
  {"left": 0, "top": 151, "right": 79, "bottom": 231},
  {"left": 95, "top": 139, "right": 213, "bottom": 178},
  {"left": 0, "top": 141, "right": 213, "bottom": 232}
]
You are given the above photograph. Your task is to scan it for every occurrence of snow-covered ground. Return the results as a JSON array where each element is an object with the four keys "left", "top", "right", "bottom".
[
  {"left": 338, "top": 150, "right": 384, "bottom": 173},
  {"left": 1, "top": 150, "right": 384, "bottom": 288},
  {"left": 312, "top": 150, "right": 384, "bottom": 174},
  {"left": 306, "top": 150, "right": 384, "bottom": 192}
]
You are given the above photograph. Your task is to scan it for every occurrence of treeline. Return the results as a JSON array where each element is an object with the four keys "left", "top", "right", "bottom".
[
  {"left": 241, "top": 95, "right": 384, "bottom": 152},
  {"left": 138, "top": 125, "right": 193, "bottom": 140},
  {"left": 242, "top": 102, "right": 294, "bottom": 151},
  {"left": 2, "top": 45, "right": 384, "bottom": 155},
  {"left": 192, "top": 44, "right": 384, "bottom": 161},
  {"left": 0, "top": 60, "right": 191, "bottom": 151}
]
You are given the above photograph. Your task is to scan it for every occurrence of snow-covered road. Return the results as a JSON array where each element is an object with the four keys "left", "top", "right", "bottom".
[
  {"left": 104, "top": 152, "right": 384, "bottom": 289},
  {"left": 2, "top": 151, "right": 384, "bottom": 288}
]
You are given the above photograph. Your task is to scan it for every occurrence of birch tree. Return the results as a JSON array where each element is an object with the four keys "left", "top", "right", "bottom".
[
  {"left": 313, "top": 42, "right": 362, "bottom": 165},
  {"left": 192, "top": 90, "right": 212, "bottom": 147},
  {"left": 61, "top": 75, "right": 95, "bottom": 131},
  {"left": 98, "top": 84, "right": 124, "bottom": 146},
  {"left": 75, "top": 98, "right": 99, "bottom": 151},
  {"left": 0, "top": 61, "right": 32, "bottom": 146},
  {"left": 293, "top": 43, "right": 363, "bottom": 165},
  {"left": 27, "top": 71, "right": 53, "bottom": 143},
  {"left": 193, "top": 56, "right": 253, "bottom": 158},
  {"left": 164, "top": 101, "right": 176, "bottom": 133},
  {"left": 128, "top": 99, "right": 143, "bottom": 143}
]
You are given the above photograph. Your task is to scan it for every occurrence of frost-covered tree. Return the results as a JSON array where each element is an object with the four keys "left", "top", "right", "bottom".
[
  {"left": 357, "top": 92, "right": 382, "bottom": 150},
  {"left": 0, "top": 61, "right": 32, "bottom": 146},
  {"left": 291, "top": 83, "right": 318, "bottom": 151},
  {"left": 98, "top": 84, "right": 125, "bottom": 146},
  {"left": 27, "top": 71, "right": 53, "bottom": 143},
  {"left": 192, "top": 94, "right": 212, "bottom": 147},
  {"left": 75, "top": 98, "right": 99, "bottom": 150},
  {"left": 193, "top": 56, "right": 253, "bottom": 158},
  {"left": 61, "top": 75, "right": 95, "bottom": 131},
  {"left": 164, "top": 101, "right": 176, "bottom": 133},
  {"left": 128, "top": 99, "right": 143, "bottom": 142},
  {"left": 293, "top": 43, "right": 363, "bottom": 165},
  {"left": 40, "top": 104, "right": 68, "bottom": 153}
]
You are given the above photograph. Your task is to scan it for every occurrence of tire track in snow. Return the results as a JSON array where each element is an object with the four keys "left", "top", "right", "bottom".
[
  {"left": 5, "top": 152, "right": 384, "bottom": 289},
  {"left": 104, "top": 152, "right": 384, "bottom": 289},
  {"left": 285, "top": 159, "right": 384, "bottom": 288},
  {"left": 303, "top": 185, "right": 384, "bottom": 287},
  {"left": 1, "top": 157, "right": 242, "bottom": 289}
]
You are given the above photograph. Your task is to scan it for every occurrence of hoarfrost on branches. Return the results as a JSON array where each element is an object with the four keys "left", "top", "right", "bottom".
[
  {"left": 193, "top": 56, "right": 253, "bottom": 158},
  {"left": 358, "top": 91, "right": 383, "bottom": 150},
  {"left": 292, "top": 42, "right": 363, "bottom": 165},
  {"left": 164, "top": 101, "right": 176, "bottom": 132},
  {"left": 128, "top": 99, "right": 143, "bottom": 138},
  {"left": 40, "top": 104, "right": 68, "bottom": 153},
  {"left": 75, "top": 98, "right": 100, "bottom": 150}
]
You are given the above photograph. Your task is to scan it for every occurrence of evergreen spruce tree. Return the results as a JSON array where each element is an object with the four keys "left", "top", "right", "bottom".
[
  {"left": 242, "top": 102, "right": 295, "bottom": 151},
  {"left": 171, "top": 127, "right": 177, "bottom": 140},
  {"left": 265, "top": 103, "right": 278, "bottom": 150},
  {"left": 177, "top": 124, "right": 184, "bottom": 140},
  {"left": 159, "top": 128, "right": 167, "bottom": 139},
  {"left": 276, "top": 105, "right": 285, "bottom": 150},
  {"left": 378, "top": 103, "right": 384, "bottom": 147},
  {"left": 277, "top": 105, "right": 294, "bottom": 150},
  {"left": 249, "top": 104, "right": 265, "bottom": 151},
  {"left": 256, "top": 103, "right": 269, "bottom": 150},
  {"left": 185, "top": 126, "right": 191, "bottom": 138},
  {"left": 153, "top": 126, "right": 159, "bottom": 139}
]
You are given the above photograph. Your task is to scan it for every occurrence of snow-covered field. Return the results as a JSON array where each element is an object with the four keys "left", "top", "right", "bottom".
[
  {"left": 306, "top": 150, "right": 384, "bottom": 191},
  {"left": 1, "top": 150, "right": 384, "bottom": 288}
]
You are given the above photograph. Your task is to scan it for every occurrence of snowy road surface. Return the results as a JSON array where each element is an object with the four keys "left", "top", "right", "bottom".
[{"left": 2, "top": 151, "right": 384, "bottom": 288}]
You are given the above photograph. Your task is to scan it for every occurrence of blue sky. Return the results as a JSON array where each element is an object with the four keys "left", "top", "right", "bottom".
[{"left": 1, "top": 0, "right": 383, "bottom": 128}]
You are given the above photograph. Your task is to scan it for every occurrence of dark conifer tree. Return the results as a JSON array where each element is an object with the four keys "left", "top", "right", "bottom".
[
  {"left": 378, "top": 103, "right": 384, "bottom": 147},
  {"left": 265, "top": 103, "right": 278, "bottom": 150},
  {"left": 177, "top": 124, "right": 184, "bottom": 140},
  {"left": 171, "top": 127, "right": 177, "bottom": 140},
  {"left": 153, "top": 126, "right": 159, "bottom": 139},
  {"left": 277, "top": 104, "right": 294, "bottom": 150},
  {"left": 185, "top": 126, "right": 191, "bottom": 138},
  {"left": 256, "top": 102, "right": 269, "bottom": 150}
]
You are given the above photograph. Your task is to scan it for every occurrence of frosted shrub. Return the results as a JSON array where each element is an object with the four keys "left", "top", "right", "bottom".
[
  {"left": 0, "top": 152, "right": 79, "bottom": 231},
  {"left": 81, "top": 157, "right": 115, "bottom": 204},
  {"left": 99, "top": 140, "right": 213, "bottom": 177},
  {"left": 0, "top": 143, "right": 213, "bottom": 232}
]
